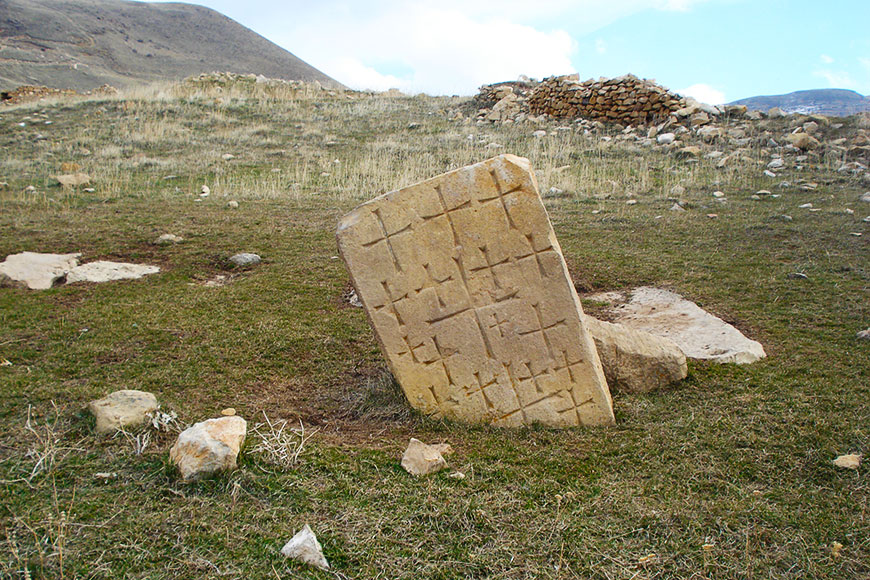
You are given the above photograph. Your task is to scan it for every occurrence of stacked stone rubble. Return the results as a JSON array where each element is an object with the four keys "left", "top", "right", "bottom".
[
  {"left": 527, "top": 74, "right": 686, "bottom": 126},
  {"left": 1, "top": 83, "right": 118, "bottom": 105}
]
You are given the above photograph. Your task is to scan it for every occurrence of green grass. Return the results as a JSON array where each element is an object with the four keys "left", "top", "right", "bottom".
[{"left": 0, "top": 80, "right": 867, "bottom": 579}]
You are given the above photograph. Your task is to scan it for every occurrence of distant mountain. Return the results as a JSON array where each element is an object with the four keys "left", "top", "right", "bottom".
[
  {"left": 728, "top": 89, "right": 870, "bottom": 117},
  {"left": 0, "top": 0, "right": 343, "bottom": 92}
]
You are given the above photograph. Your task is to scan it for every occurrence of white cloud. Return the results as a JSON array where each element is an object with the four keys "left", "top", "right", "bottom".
[
  {"left": 182, "top": 0, "right": 726, "bottom": 95},
  {"left": 813, "top": 69, "right": 856, "bottom": 89},
  {"left": 820, "top": 54, "right": 835, "bottom": 64},
  {"left": 595, "top": 38, "right": 607, "bottom": 54},
  {"left": 279, "top": 6, "right": 576, "bottom": 94},
  {"left": 679, "top": 83, "right": 725, "bottom": 105}
]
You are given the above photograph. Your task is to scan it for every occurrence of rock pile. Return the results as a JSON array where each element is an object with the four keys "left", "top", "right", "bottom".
[
  {"left": 527, "top": 74, "right": 686, "bottom": 125},
  {"left": 1, "top": 84, "right": 117, "bottom": 105}
]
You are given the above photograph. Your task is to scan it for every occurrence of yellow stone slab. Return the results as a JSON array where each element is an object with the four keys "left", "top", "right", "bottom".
[{"left": 337, "top": 155, "right": 614, "bottom": 427}]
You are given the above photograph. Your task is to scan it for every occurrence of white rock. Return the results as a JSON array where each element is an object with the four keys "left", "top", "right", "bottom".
[
  {"left": 170, "top": 416, "right": 247, "bottom": 480},
  {"left": 861, "top": 192, "right": 870, "bottom": 203},
  {"left": 281, "top": 524, "right": 329, "bottom": 570},
  {"left": 222, "top": 153, "right": 235, "bottom": 161},
  {"left": 626, "top": 199, "right": 638, "bottom": 205},
  {"left": 767, "top": 158, "right": 785, "bottom": 169},
  {"left": 201, "top": 185, "right": 210, "bottom": 195},
  {"left": 155, "top": 233, "right": 183, "bottom": 245},
  {"left": 0, "top": 251, "right": 81, "bottom": 289},
  {"left": 229, "top": 253, "right": 261, "bottom": 267},
  {"left": 227, "top": 200, "right": 239, "bottom": 209},
  {"left": 764, "top": 170, "right": 777, "bottom": 178},
  {"left": 67, "top": 261, "right": 159, "bottom": 283},
  {"left": 88, "top": 390, "right": 158, "bottom": 434},
  {"left": 587, "top": 287, "right": 766, "bottom": 364},
  {"left": 532, "top": 130, "right": 547, "bottom": 138},
  {"left": 657, "top": 133, "right": 675, "bottom": 145},
  {"left": 401, "top": 438, "right": 447, "bottom": 476},
  {"left": 799, "top": 203, "right": 813, "bottom": 209},
  {"left": 833, "top": 454, "right": 862, "bottom": 470},
  {"left": 857, "top": 328, "right": 870, "bottom": 340}
]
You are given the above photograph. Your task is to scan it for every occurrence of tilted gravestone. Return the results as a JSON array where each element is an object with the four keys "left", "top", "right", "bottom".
[{"left": 337, "top": 155, "right": 614, "bottom": 427}]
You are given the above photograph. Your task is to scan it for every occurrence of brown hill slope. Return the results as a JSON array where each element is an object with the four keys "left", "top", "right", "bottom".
[{"left": 0, "top": 0, "right": 343, "bottom": 91}]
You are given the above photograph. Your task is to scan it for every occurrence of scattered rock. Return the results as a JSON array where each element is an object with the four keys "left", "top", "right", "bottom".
[
  {"left": 221, "top": 408, "right": 236, "bottom": 416},
  {"left": 587, "top": 287, "right": 766, "bottom": 364},
  {"left": 787, "top": 272, "right": 809, "bottom": 280},
  {"left": 170, "top": 416, "right": 247, "bottom": 480},
  {"left": 833, "top": 454, "right": 862, "bottom": 470},
  {"left": 585, "top": 316, "right": 687, "bottom": 393},
  {"left": 799, "top": 203, "right": 813, "bottom": 209},
  {"left": 154, "top": 233, "right": 183, "bottom": 245},
  {"left": 670, "top": 203, "right": 686, "bottom": 212},
  {"left": 532, "top": 130, "right": 547, "bottom": 138},
  {"left": 785, "top": 133, "right": 820, "bottom": 150},
  {"left": 401, "top": 438, "right": 447, "bottom": 476},
  {"left": 860, "top": 192, "right": 870, "bottom": 203},
  {"left": 767, "top": 158, "right": 785, "bottom": 170},
  {"left": 281, "top": 524, "right": 329, "bottom": 570},
  {"left": 200, "top": 185, "right": 210, "bottom": 196},
  {"left": 229, "top": 253, "right": 261, "bottom": 267},
  {"left": 857, "top": 328, "right": 870, "bottom": 340},
  {"left": 227, "top": 200, "right": 239, "bottom": 209},
  {"left": 657, "top": 133, "right": 675, "bottom": 145},
  {"left": 0, "top": 251, "right": 81, "bottom": 290},
  {"left": 88, "top": 390, "right": 158, "bottom": 434},
  {"left": 55, "top": 173, "right": 91, "bottom": 187},
  {"left": 221, "top": 153, "right": 235, "bottom": 161},
  {"left": 669, "top": 184, "right": 686, "bottom": 196},
  {"left": 66, "top": 261, "right": 160, "bottom": 283}
]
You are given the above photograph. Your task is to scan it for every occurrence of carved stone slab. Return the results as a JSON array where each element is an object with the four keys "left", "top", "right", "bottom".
[{"left": 337, "top": 155, "right": 614, "bottom": 427}]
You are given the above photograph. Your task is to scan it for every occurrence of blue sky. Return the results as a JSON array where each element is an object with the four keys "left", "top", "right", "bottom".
[{"left": 153, "top": 0, "right": 870, "bottom": 103}]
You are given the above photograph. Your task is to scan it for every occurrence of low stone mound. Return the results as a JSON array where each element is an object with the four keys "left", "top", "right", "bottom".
[
  {"left": 527, "top": 74, "right": 686, "bottom": 125},
  {"left": 1, "top": 84, "right": 117, "bottom": 105}
]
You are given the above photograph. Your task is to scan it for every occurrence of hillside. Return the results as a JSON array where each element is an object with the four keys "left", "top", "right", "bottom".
[
  {"left": 0, "top": 0, "right": 343, "bottom": 91},
  {"left": 729, "top": 88, "right": 870, "bottom": 116}
]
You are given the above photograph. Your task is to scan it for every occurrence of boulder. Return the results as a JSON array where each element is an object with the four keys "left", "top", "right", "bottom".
[
  {"left": 66, "top": 261, "right": 160, "bottom": 283},
  {"left": 229, "top": 253, "right": 261, "bottom": 267},
  {"left": 170, "top": 416, "right": 247, "bottom": 480},
  {"left": 55, "top": 173, "right": 91, "bottom": 187},
  {"left": 154, "top": 234, "right": 183, "bottom": 245},
  {"left": 785, "top": 133, "right": 820, "bottom": 150},
  {"left": 88, "top": 390, "right": 159, "bottom": 434},
  {"left": 586, "top": 287, "right": 766, "bottom": 364},
  {"left": 585, "top": 316, "right": 687, "bottom": 393},
  {"left": 281, "top": 524, "right": 329, "bottom": 570},
  {"left": 0, "top": 251, "right": 81, "bottom": 290},
  {"left": 401, "top": 438, "right": 447, "bottom": 476}
]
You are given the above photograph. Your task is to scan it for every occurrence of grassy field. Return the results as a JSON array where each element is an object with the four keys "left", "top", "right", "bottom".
[{"left": 0, "top": 78, "right": 867, "bottom": 579}]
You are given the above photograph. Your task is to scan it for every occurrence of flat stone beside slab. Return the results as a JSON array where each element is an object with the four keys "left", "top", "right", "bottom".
[
  {"left": 67, "top": 261, "right": 160, "bottom": 283},
  {"left": 337, "top": 154, "right": 614, "bottom": 427},
  {"left": 0, "top": 251, "right": 81, "bottom": 289},
  {"left": 587, "top": 287, "right": 766, "bottom": 364},
  {"left": 585, "top": 316, "right": 687, "bottom": 393}
]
